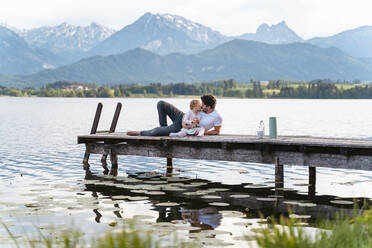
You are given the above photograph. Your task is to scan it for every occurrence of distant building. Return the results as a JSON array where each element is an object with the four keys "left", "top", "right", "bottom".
[{"left": 64, "top": 85, "right": 90, "bottom": 91}]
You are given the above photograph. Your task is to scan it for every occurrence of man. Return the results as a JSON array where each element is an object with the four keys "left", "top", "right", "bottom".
[{"left": 127, "top": 94, "right": 222, "bottom": 136}]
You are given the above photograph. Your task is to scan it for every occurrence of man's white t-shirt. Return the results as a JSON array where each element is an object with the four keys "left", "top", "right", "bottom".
[{"left": 199, "top": 110, "right": 222, "bottom": 131}]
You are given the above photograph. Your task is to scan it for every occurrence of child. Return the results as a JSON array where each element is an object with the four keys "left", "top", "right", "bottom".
[{"left": 170, "top": 100, "right": 205, "bottom": 137}]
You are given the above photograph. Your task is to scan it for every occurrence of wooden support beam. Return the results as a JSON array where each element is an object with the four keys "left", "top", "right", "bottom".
[
  {"left": 83, "top": 150, "right": 90, "bottom": 170},
  {"left": 109, "top": 149, "right": 118, "bottom": 176},
  {"left": 101, "top": 153, "right": 109, "bottom": 174},
  {"left": 80, "top": 134, "right": 372, "bottom": 173},
  {"left": 308, "top": 166, "right": 316, "bottom": 198},
  {"left": 167, "top": 157, "right": 173, "bottom": 175},
  {"left": 275, "top": 157, "right": 284, "bottom": 196}
]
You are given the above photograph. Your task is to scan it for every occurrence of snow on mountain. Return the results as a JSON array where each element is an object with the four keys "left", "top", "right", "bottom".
[
  {"left": 18, "top": 22, "right": 116, "bottom": 54},
  {"left": 239, "top": 21, "right": 304, "bottom": 44},
  {"left": 157, "top": 13, "right": 226, "bottom": 44},
  {"left": 90, "top": 12, "right": 230, "bottom": 56}
]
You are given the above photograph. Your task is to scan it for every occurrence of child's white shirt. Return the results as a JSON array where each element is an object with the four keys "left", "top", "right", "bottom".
[{"left": 183, "top": 110, "right": 200, "bottom": 127}]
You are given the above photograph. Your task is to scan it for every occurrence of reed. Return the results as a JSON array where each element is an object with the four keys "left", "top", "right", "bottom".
[{"left": 253, "top": 205, "right": 372, "bottom": 248}]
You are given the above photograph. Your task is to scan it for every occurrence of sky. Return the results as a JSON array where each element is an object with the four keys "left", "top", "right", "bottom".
[{"left": 1, "top": 0, "right": 372, "bottom": 39}]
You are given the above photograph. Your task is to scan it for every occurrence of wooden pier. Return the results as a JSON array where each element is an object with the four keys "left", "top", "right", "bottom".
[{"left": 77, "top": 103, "right": 372, "bottom": 195}]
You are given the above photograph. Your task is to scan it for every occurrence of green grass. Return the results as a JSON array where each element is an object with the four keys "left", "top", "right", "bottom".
[
  {"left": 1, "top": 220, "right": 197, "bottom": 248},
  {"left": 2, "top": 206, "right": 372, "bottom": 248},
  {"left": 253, "top": 206, "right": 372, "bottom": 248}
]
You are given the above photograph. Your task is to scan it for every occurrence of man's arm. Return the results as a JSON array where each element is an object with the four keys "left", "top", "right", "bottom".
[{"left": 205, "top": 125, "right": 221, "bottom": 135}]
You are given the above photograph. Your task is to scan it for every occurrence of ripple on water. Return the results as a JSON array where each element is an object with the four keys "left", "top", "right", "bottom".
[{"left": 1, "top": 98, "right": 372, "bottom": 247}]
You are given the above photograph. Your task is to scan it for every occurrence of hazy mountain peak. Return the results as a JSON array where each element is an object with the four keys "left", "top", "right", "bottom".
[
  {"left": 257, "top": 21, "right": 289, "bottom": 33},
  {"left": 257, "top": 23, "right": 270, "bottom": 33},
  {"left": 0, "top": 25, "right": 50, "bottom": 75},
  {"left": 240, "top": 21, "right": 303, "bottom": 44},
  {"left": 59, "top": 22, "right": 71, "bottom": 27},
  {"left": 91, "top": 12, "right": 229, "bottom": 56},
  {"left": 307, "top": 25, "right": 372, "bottom": 57},
  {"left": 18, "top": 22, "right": 116, "bottom": 55},
  {"left": 0, "top": 22, "right": 23, "bottom": 34}
]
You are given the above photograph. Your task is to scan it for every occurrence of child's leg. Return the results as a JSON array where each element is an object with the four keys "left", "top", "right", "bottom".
[
  {"left": 178, "top": 130, "right": 187, "bottom": 137},
  {"left": 170, "top": 130, "right": 187, "bottom": 137},
  {"left": 197, "top": 128, "right": 205, "bottom": 137}
]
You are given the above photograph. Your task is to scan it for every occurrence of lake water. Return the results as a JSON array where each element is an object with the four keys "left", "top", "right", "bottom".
[{"left": 1, "top": 97, "right": 372, "bottom": 247}]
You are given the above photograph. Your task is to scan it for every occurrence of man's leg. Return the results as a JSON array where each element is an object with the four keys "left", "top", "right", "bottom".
[
  {"left": 157, "top": 100, "right": 184, "bottom": 127},
  {"left": 127, "top": 101, "right": 184, "bottom": 136},
  {"left": 140, "top": 121, "right": 182, "bottom": 136}
]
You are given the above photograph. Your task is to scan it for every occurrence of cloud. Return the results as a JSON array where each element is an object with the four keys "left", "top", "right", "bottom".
[{"left": 1, "top": 0, "right": 371, "bottom": 39}]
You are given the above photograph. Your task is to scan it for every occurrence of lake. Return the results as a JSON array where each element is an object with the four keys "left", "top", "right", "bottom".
[{"left": 0, "top": 97, "right": 372, "bottom": 247}]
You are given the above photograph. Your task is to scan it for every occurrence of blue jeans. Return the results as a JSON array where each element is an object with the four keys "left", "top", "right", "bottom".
[{"left": 140, "top": 101, "right": 184, "bottom": 136}]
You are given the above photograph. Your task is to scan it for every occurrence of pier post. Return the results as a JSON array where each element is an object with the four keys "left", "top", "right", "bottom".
[
  {"left": 109, "top": 149, "right": 118, "bottom": 176},
  {"left": 83, "top": 103, "right": 103, "bottom": 170},
  {"left": 275, "top": 157, "right": 284, "bottom": 195},
  {"left": 308, "top": 166, "right": 316, "bottom": 198},
  {"left": 101, "top": 153, "right": 109, "bottom": 174},
  {"left": 167, "top": 157, "right": 173, "bottom": 175}
]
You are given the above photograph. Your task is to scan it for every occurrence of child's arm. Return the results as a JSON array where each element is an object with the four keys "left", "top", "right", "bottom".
[{"left": 182, "top": 112, "right": 192, "bottom": 129}]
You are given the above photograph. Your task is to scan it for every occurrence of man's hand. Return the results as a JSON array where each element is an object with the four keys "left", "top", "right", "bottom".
[{"left": 205, "top": 126, "right": 221, "bottom": 135}]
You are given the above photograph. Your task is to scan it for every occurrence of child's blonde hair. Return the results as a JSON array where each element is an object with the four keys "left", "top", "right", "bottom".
[{"left": 190, "top": 99, "right": 200, "bottom": 110}]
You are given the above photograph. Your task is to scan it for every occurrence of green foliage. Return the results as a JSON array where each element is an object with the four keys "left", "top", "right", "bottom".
[
  {"left": 1, "top": 79, "right": 372, "bottom": 99},
  {"left": 254, "top": 215, "right": 316, "bottom": 248},
  {"left": 1, "top": 220, "right": 198, "bottom": 248},
  {"left": 254, "top": 206, "right": 372, "bottom": 248}
]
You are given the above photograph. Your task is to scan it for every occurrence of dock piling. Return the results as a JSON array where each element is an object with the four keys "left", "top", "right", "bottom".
[
  {"left": 308, "top": 166, "right": 316, "bottom": 198},
  {"left": 109, "top": 149, "right": 118, "bottom": 176},
  {"left": 101, "top": 153, "right": 109, "bottom": 174},
  {"left": 275, "top": 157, "right": 284, "bottom": 195},
  {"left": 167, "top": 157, "right": 173, "bottom": 175}
]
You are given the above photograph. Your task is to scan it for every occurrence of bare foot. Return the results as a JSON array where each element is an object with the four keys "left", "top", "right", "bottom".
[{"left": 126, "top": 131, "right": 141, "bottom": 136}]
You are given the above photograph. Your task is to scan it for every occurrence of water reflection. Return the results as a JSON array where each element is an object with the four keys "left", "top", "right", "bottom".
[{"left": 83, "top": 168, "right": 369, "bottom": 229}]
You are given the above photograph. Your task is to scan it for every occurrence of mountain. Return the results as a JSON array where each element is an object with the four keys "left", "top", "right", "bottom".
[
  {"left": 90, "top": 12, "right": 229, "bottom": 56},
  {"left": 18, "top": 22, "right": 115, "bottom": 53},
  {"left": 0, "top": 26, "right": 52, "bottom": 75},
  {"left": 10, "top": 39, "right": 372, "bottom": 88},
  {"left": 15, "top": 22, "right": 116, "bottom": 65},
  {"left": 239, "top": 21, "right": 303, "bottom": 44},
  {"left": 307, "top": 26, "right": 372, "bottom": 58}
]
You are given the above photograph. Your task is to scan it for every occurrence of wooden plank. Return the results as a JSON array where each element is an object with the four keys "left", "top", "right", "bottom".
[
  {"left": 78, "top": 134, "right": 372, "bottom": 157},
  {"left": 85, "top": 142, "right": 372, "bottom": 171},
  {"left": 78, "top": 133, "right": 372, "bottom": 149}
]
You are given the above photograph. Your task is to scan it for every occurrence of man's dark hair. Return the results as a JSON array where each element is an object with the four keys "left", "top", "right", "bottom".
[{"left": 201, "top": 94, "right": 216, "bottom": 109}]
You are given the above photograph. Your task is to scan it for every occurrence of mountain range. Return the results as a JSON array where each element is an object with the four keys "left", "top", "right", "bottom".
[
  {"left": 90, "top": 13, "right": 230, "bottom": 56},
  {"left": 239, "top": 21, "right": 303, "bottom": 44},
  {"left": 1, "top": 12, "right": 372, "bottom": 87},
  {"left": 0, "top": 26, "right": 53, "bottom": 75},
  {"left": 4, "top": 39, "right": 371, "bottom": 88},
  {"left": 308, "top": 26, "right": 372, "bottom": 58}
]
